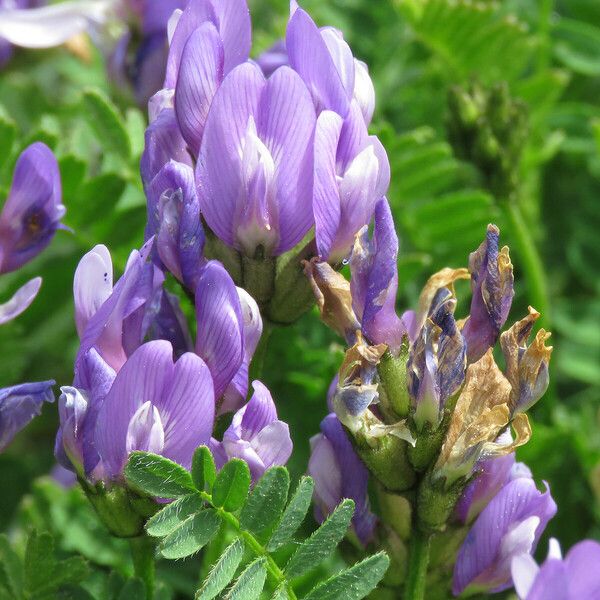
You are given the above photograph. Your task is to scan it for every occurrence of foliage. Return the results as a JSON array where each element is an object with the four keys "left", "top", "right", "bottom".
[{"left": 124, "top": 448, "right": 389, "bottom": 599}]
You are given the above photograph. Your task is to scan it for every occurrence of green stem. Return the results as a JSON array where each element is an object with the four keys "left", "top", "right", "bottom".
[
  {"left": 405, "top": 529, "right": 431, "bottom": 600},
  {"left": 537, "top": 0, "right": 554, "bottom": 71},
  {"left": 503, "top": 202, "right": 551, "bottom": 326},
  {"left": 199, "top": 492, "right": 297, "bottom": 599},
  {"left": 130, "top": 535, "right": 157, "bottom": 599}
]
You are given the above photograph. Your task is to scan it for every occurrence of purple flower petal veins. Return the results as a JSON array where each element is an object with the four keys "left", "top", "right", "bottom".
[
  {"left": 218, "top": 380, "right": 292, "bottom": 481},
  {"left": 0, "top": 276, "right": 42, "bottom": 325},
  {"left": 94, "top": 340, "right": 215, "bottom": 481},
  {"left": 313, "top": 104, "right": 390, "bottom": 263},
  {"left": 197, "top": 62, "right": 316, "bottom": 256},
  {"left": 511, "top": 538, "right": 600, "bottom": 599},
  {"left": 0, "top": 380, "right": 54, "bottom": 452},
  {"left": 0, "top": 142, "right": 64, "bottom": 274},
  {"left": 453, "top": 477, "right": 557, "bottom": 596},
  {"left": 194, "top": 260, "right": 245, "bottom": 400},
  {"left": 308, "top": 413, "right": 376, "bottom": 546}
]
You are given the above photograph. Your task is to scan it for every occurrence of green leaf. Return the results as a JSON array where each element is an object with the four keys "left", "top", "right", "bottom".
[
  {"left": 146, "top": 494, "right": 204, "bottom": 538},
  {"left": 24, "top": 530, "right": 55, "bottom": 596},
  {"left": 0, "top": 535, "right": 22, "bottom": 597},
  {"left": 125, "top": 452, "right": 197, "bottom": 499},
  {"left": 51, "top": 556, "right": 89, "bottom": 589},
  {"left": 302, "top": 553, "right": 390, "bottom": 600},
  {"left": 267, "top": 476, "right": 314, "bottom": 551},
  {"left": 81, "top": 88, "right": 131, "bottom": 159},
  {"left": 192, "top": 446, "right": 217, "bottom": 492},
  {"left": 196, "top": 539, "right": 244, "bottom": 600},
  {"left": 224, "top": 558, "right": 267, "bottom": 600},
  {"left": 553, "top": 18, "right": 600, "bottom": 76},
  {"left": 285, "top": 500, "right": 354, "bottom": 579},
  {"left": 160, "top": 509, "right": 221, "bottom": 560},
  {"left": 240, "top": 467, "right": 289, "bottom": 543},
  {"left": 212, "top": 459, "right": 251, "bottom": 512}
]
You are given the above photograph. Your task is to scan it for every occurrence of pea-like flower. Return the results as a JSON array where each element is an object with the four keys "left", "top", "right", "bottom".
[
  {"left": 511, "top": 538, "right": 600, "bottom": 599},
  {"left": 212, "top": 381, "right": 292, "bottom": 481},
  {"left": 308, "top": 413, "right": 377, "bottom": 546},
  {"left": 198, "top": 62, "right": 316, "bottom": 257},
  {"left": 453, "top": 476, "right": 557, "bottom": 596}
]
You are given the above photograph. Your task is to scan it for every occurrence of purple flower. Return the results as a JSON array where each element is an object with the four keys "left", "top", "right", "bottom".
[
  {"left": 213, "top": 381, "right": 292, "bottom": 481},
  {"left": 408, "top": 288, "right": 466, "bottom": 430},
  {"left": 0, "top": 0, "right": 41, "bottom": 67},
  {"left": 313, "top": 104, "right": 389, "bottom": 263},
  {"left": 0, "top": 380, "right": 54, "bottom": 451},
  {"left": 145, "top": 159, "right": 205, "bottom": 290},
  {"left": 453, "top": 477, "right": 557, "bottom": 596},
  {"left": 197, "top": 62, "right": 316, "bottom": 257},
  {"left": 141, "top": 108, "right": 193, "bottom": 189},
  {"left": 286, "top": 5, "right": 375, "bottom": 123},
  {"left": 349, "top": 198, "right": 408, "bottom": 352},
  {"left": 455, "top": 437, "right": 532, "bottom": 525},
  {"left": 308, "top": 413, "right": 376, "bottom": 546},
  {"left": 462, "top": 224, "right": 514, "bottom": 363},
  {"left": 74, "top": 240, "right": 163, "bottom": 373},
  {"left": 511, "top": 538, "right": 600, "bottom": 600},
  {"left": 91, "top": 340, "right": 215, "bottom": 482},
  {"left": 0, "top": 276, "right": 42, "bottom": 325},
  {"left": 0, "top": 142, "right": 64, "bottom": 275},
  {"left": 255, "top": 39, "right": 288, "bottom": 77}
]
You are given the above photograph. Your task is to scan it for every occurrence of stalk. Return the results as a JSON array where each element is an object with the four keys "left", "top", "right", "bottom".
[
  {"left": 404, "top": 529, "right": 431, "bottom": 600},
  {"left": 130, "top": 535, "right": 157, "bottom": 599}
]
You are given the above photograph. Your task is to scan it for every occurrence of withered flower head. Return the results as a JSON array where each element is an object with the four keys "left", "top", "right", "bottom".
[
  {"left": 501, "top": 306, "right": 552, "bottom": 413},
  {"left": 303, "top": 257, "right": 360, "bottom": 342},
  {"left": 434, "top": 350, "right": 531, "bottom": 486}
]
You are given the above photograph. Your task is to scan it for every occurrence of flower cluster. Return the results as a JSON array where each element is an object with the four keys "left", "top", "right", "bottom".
[
  {"left": 142, "top": 0, "right": 387, "bottom": 323},
  {"left": 304, "top": 205, "right": 565, "bottom": 594},
  {"left": 0, "top": 142, "right": 64, "bottom": 451}
]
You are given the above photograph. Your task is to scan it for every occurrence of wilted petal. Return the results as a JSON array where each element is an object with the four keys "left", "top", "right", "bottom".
[
  {"left": 286, "top": 8, "right": 350, "bottom": 116},
  {"left": 175, "top": 22, "right": 224, "bottom": 157},
  {"left": 73, "top": 245, "right": 113, "bottom": 338},
  {"left": 453, "top": 477, "right": 557, "bottom": 596},
  {"left": 141, "top": 108, "right": 193, "bottom": 189},
  {"left": 0, "top": 142, "right": 64, "bottom": 274},
  {"left": 501, "top": 307, "right": 552, "bottom": 413},
  {"left": 195, "top": 261, "right": 244, "bottom": 399},
  {"left": 350, "top": 198, "right": 404, "bottom": 351},
  {"left": 0, "top": 276, "right": 41, "bottom": 325},
  {"left": 463, "top": 224, "right": 514, "bottom": 363},
  {"left": 0, "top": 1, "right": 111, "bottom": 49},
  {"left": 0, "top": 380, "right": 54, "bottom": 451}
]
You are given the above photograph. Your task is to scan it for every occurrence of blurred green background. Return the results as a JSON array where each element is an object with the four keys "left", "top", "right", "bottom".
[{"left": 0, "top": 0, "right": 598, "bottom": 584}]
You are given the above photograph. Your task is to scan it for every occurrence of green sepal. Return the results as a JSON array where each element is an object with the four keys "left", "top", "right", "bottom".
[
  {"left": 416, "top": 472, "right": 466, "bottom": 533},
  {"left": 377, "top": 342, "right": 411, "bottom": 420}
]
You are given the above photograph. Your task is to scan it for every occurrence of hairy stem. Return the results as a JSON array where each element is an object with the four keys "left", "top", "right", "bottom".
[
  {"left": 405, "top": 529, "right": 431, "bottom": 600},
  {"left": 199, "top": 491, "right": 297, "bottom": 599},
  {"left": 130, "top": 535, "right": 156, "bottom": 599}
]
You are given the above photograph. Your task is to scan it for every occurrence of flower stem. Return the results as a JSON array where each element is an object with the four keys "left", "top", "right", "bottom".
[
  {"left": 405, "top": 529, "right": 431, "bottom": 600},
  {"left": 130, "top": 535, "right": 156, "bottom": 599},
  {"left": 503, "top": 201, "right": 551, "bottom": 326},
  {"left": 249, "top": 321, "right": 273, "bottom": 382}
]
